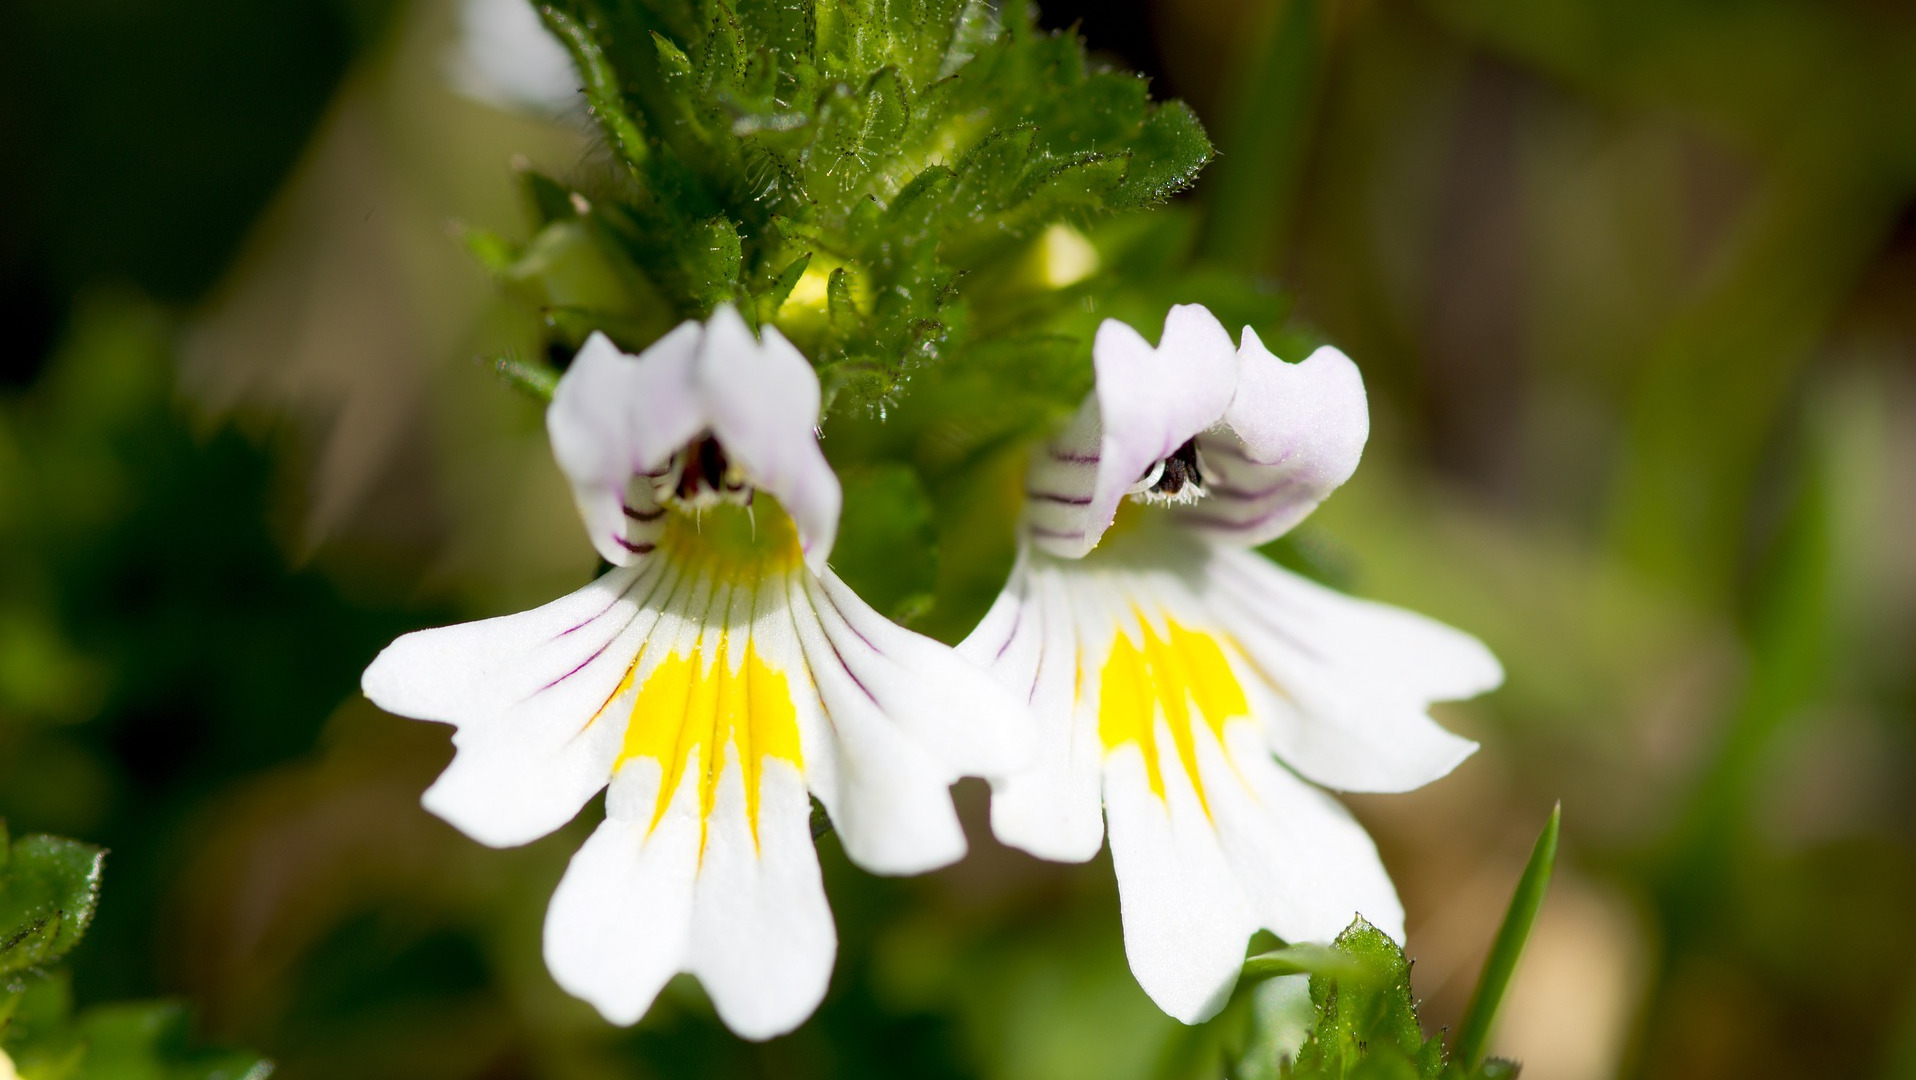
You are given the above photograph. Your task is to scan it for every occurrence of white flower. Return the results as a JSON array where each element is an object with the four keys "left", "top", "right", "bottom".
[
  {"left": 448, "top": 0, "right": 582, "bottom": 116},
  {"left": 363, "top": 306, "right": 1029, "bottom": 1039},
  {"left": 958, "top": 304, "right": 1502, "bottom": 1023}
]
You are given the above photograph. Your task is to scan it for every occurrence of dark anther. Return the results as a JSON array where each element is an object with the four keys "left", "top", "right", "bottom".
[
  {"left": 677, "top": 436, "right": 732, "bottom": 501},
  {"left": 1149, "top": 438, "right": 1206, "bottom": 498}
]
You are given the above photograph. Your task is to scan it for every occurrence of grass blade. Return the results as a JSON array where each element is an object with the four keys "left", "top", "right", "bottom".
[
  {"left": 1196, "top": 0, "right": 1328, "bottom": 272},
  {"left": 1454, "top": 802, "right": 1561, "bottom": 1068}
]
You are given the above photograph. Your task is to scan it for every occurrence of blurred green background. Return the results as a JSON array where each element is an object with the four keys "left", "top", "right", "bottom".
[{"left": 3, "top": 0, "right": 1914, "bottom": 1077}]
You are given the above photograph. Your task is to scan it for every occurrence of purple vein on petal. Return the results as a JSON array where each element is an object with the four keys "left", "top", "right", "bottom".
[
  {"left": 538, "top": 636, "right": 618, "bottom": 696},
  {"left": 531, "top": 561, "right": 679, "bottom": 710},
  {"left": 1206, "top": 475, "right": 1309, "bottom": 502},
  {"left": 815, "top": 579, "right": 881, "bottom": 656},
  {"left": 1023, "top": 578, "right": 1053, "bottom": 707},
  {"left": 991, "top": 579, "right": 1031, "bottom": 662},
  {"left": 801, "top": 579, "right": 880, "bottom": 708},
  {"left": 782, "top": 573, "right": 841, "bottom": 741},
  {"left": 554, "top": 564, "right": 655, "bottom": 639},
  {"left": 564, "top": 563, "right": 688, "bottom": 735},
  {"left": 1185, "top": 499, "right": 1312, "bottom": 535}
]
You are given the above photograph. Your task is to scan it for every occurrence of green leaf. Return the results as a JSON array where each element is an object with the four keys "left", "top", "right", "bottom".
[
  {"left": 488, "top": 355, "right": 560, "bottom": 403},
  {"left": 539, "top": 4, "right": 649, "bottom": 171},
  {"left": 1291, "top": 917, "right": 1444, "bottom": 1078},
  {"left": 1113, "top": 101, "right": 1213, "bottom": 209},
  {"left": 1454, "top": 803, "right": 1561, "bottom": 1070},
  {"left": 687, "top": 216, "right": 744, "bottom": 314},
  {"left": 0, "top": 824, "right": 105, "bottom": 978},
  {"left": 758, "top": 252, "right": 814, "bottom": 324}
]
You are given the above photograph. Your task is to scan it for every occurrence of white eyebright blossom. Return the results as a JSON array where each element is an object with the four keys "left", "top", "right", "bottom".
[
  {"left": 363, "top": 306, "right": 1029, "bottom": 1039},
  {"left": 958, "top": 304, "right": 1502, "bottom": 1023}
]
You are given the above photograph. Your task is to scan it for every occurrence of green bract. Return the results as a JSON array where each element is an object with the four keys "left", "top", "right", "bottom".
[
  {"left": 488, "top": 0, "right": 1213, "bottom": 412},
  {"left": 0, "top": 824, "right": 103, "bottom": 979}
]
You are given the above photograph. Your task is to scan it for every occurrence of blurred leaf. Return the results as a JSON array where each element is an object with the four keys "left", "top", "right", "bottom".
[
  {"left": 830, "top": 464, "right": 940, "bottom": 623},
  {"left": 3, "top": 972, "right": 271, "bottom": 1080},
  {"left": 43, "top": 1003, "right": 271, "bottom": 1080},
  {"left": 0, "top": 825, "right": 103, "bottom": 978},
  {"left": 1198, "top": 0, "right": 1327, "bottom": 270},
  {"left": 1454, "top": 804, "right": 1561, "bottom": 1070},
  {"left": 486, "top": 355, "right": 559, "bottom": 403}
]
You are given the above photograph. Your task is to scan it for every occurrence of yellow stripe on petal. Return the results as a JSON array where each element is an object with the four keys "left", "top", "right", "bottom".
[
  {"left": 1096, "top": 612, "right": 1250, "bottom": 816},
  {"left": 618, "top": 635, "right": 804, "bottom": 849}
]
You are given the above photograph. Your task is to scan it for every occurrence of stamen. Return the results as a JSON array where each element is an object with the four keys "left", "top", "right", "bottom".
[
  {"left": 655, "top": 434, "right": 757, "bottom": 511},
  {"left": 1128, "top": 438, "right": 1209, "bottom": 506}
]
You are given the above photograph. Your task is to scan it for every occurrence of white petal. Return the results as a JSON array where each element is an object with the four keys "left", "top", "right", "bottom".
[
  {"left": 1205, "top": 544, "right": 1493, "bottom": 793},
  {"left": 543, "top": 761, "right": 701, "bottom": 1026},
  {"left": 1082, "top": 305, "right": 1239, "bottom": 551},
  {"left": 1104, "top": 738, "right": 1257, "bottom": 1024},
  {"left": 1180, "top": 336, "right": 1367, "bottom": 547},
  {"left": 696, "top": 305, "right": 842, "bottom": 572},
  {"left": 360, "top": 564, "right": 661, "bottom": 847},
  {"left": 688, "top": 758, "right": 835, "bottom": 1040},
  {"left": 785, "top": 574, "right": 968, "bottom": 875},
  {"left": 956, "top": 549, "right": 1106, "bottom": 862},
  {"left": 549, "top": 326, "right": 707, "bottom": 565},
  {"left": 1021, "top": 396, "right": 1105, "bottom": 558},
  {"left": 812, "top": 571, "right": 1031, "bottom": 779},
  {"left": 1210, "top": 722, "right": 1405, "bottom": 943}
]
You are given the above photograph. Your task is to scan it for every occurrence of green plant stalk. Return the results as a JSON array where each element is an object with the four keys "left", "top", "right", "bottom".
[
  {"left": 1197, "top": 0, "right": 1327, "bottom": 272},
  {"left": 1239, "top": 943, "right": 1360, "bottom": 985},
  {"left": 1453, "top": 802, "right": 1561, "bottom": 1069}
]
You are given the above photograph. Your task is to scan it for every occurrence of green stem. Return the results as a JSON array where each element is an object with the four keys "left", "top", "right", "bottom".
[
  {"left": 1240, "top": 943, "right": 1357, "bottom": 985},
  {"left": 1197, "top": 0, "right": 1329, "bottom": 272}
]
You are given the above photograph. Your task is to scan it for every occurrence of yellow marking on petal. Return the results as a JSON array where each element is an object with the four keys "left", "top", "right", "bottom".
[
  {"left": 591, "top": 497, "right": 809, "bottom": 853},
  {"left": 1096, "top": 612, "right": 1250, "bottom": 817},
  {"left": 619, "top": 637, "right": 803, "bottom": 850},
  {"left": 659, "top": 499, "right": 804, "bottom": 580}
]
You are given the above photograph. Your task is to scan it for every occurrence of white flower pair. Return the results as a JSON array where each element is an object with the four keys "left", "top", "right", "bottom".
[{"left": 362, "top": 303, "right": 1500, "bottom": 1037}]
